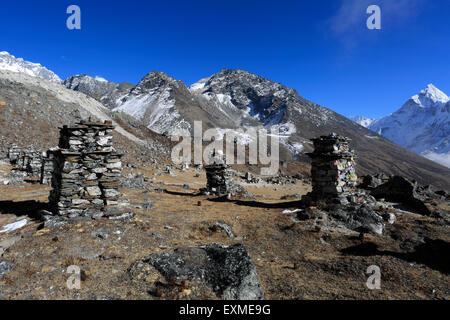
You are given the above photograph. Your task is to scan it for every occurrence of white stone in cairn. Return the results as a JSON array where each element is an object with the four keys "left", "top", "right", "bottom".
[
  {"left": 86, "top": 186, "right": 102, "bottom": 196},
  {"left": 106, "top": 161, "right": 122, "bottom": 169},
  {"left": 104, "top": 189, "right": 120, "bottom": 198}
]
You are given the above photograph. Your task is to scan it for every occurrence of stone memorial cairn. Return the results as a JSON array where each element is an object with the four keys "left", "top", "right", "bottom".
[
  {"left": 7, "top": 144, "right": 42, "bottom": 179},
  {"left": 26, "top": 150, "right": 42, "bottom": 177},
  {"left": 306, "top": 133, "right": 357, "bottom": 203},
  {"left": 40, "top": 148, "right": 57, "bottom": 185},
  {"left": 7, "top": 144, "right": 23, "bottom": 165},
  {"left": 202, "top": 152, "right": 234, "bottom": 197},
  {"left": 48, "top": 120, "right": 131, "bottom": 219}
]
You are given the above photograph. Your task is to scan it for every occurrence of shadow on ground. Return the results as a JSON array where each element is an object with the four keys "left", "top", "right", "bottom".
[
  {"left": 206, "top": 197, "right": 304, "bottom": 209},
  {"left": 340, "top": 238, "right": 450, "bottom": 274},
  {"left": 0, "top": 200, "right": 48, "bottom": 218},
  {"left": 164, "top": 190, "right": 200, "bottom": 197}
]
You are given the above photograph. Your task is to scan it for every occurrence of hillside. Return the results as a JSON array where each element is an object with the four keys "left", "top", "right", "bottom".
[{"left": 66, "top": 69, "right": 450, "bottom": 189}]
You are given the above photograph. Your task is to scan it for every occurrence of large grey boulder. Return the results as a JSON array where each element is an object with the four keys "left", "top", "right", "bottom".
[
  {"left": 348, "top": 204, "right": 385, "bottom": 235},
  {"left": 371, "top": 176, "right": 431, "bottom": 215},
  {"left": 133, "top": 243, "right": 264, "bottom": 300},
  {"left": 329, "top": 204, "right": 385, "bottom": 235}
]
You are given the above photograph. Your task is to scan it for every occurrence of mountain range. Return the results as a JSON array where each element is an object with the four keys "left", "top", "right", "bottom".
[
  {"left": 351, "top": 84, "right": 450, "bottom": 168},
  {"left": 1, "top": 51, "right": 449, "bottom": 189},
  {"left": 0, "top": 51, "right": 61, "bottom": 84}
]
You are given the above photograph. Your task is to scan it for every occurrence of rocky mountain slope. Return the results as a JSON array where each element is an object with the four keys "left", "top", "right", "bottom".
[
  {"left": 64, "top": 75, "right": 133, "bottom": 110},
  {"left": 0, "top": 51, "right": 61, "bottom": 84},
  {"left": 187, "top": 70, "right": 450, "bottom": 188},
  {"left": 65, "top": 68, "right": 450, "bottom": 189},
  {"left": 0, "top": 70, "right": 171, "bottom": 166},
  {"left": 352, "top": 84, "right": 450, "bottom": 169},
  {"left": 111, "top": 71, "right": 199, "bottom": 136}
]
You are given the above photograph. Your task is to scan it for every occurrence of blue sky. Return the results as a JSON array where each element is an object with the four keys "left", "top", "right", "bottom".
[{"left": 1, "top": 0, "right": 449, "bottom": 118}]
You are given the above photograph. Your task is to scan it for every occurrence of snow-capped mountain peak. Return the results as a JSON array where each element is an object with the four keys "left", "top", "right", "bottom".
[
  {"left": 0, "top": 51, "right": 61, "bottom": 84},
  {"left": 359, "top": 84, "right": 450, "bottom": 168},
  {"left": 410, "top": 83, "right": 449, "bottom": 108},
  {"left": 349, "top": 116, "right": 377, "bottom": 128},
  {"left": 95, "top": 76, "right": 108, "bottom": 82}
]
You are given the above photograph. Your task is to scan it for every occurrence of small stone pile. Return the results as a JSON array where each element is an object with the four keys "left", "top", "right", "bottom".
[
  {"left": 306, "top": 133, "right": 357, "bottom": 201},
  {"left": 296, "top": 134, "right": 406, "bottom": 235},
  {"left": 48, "top": 120, "right": 131, "bottom": 220}
]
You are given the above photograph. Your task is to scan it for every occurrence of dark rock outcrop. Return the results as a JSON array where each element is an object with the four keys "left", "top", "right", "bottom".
[
  {"left": 130, "top": 243, "right": 264, "bottom": 300},
  {"left": 327, "top": 204, "right": 385, "bottom": 235},
  {"left": 371, "top": 176, "right": 431, "bottom": 215}
]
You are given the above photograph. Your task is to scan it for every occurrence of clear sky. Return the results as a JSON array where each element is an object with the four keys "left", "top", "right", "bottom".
[{"left": 1, "top": 0, "right": 449, "bottom": 118}]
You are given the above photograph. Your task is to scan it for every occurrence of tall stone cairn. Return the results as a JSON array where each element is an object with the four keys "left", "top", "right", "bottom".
[
  {"left": 40, "top": 149, "right": 57, "bottom": 185},
  {"left": 26, "top": 150, "right": 42, "bottom": 177},
  {"left": 48, "top": 120, "right": 130, "bottom": 219},
  {"left": 204, "top": 153, "right": 234, "bottom": 197},
  {"left": 306, "top": 133, "right": 357, "bottom": 200}
]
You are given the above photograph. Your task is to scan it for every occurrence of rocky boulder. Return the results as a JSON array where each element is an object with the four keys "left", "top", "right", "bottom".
[
  {"left": 371, "top": 176, "right": 431, "bottom": 215},
  {"left": 327, "top": 204, "right": 386, "bottom": 235},
  {"left": 347, "top": 204, "right": 385, "bottom": 235},
  {"left": 129, "top": 243, "right": 264, "bottom": 300},
  {"left": 359, "top": 173, "right": 389, "bottom": 190}
]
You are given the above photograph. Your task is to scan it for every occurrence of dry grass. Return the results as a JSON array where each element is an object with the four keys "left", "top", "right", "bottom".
[{"left": 0, "top": 166, "right": 448, "bottom": 300}]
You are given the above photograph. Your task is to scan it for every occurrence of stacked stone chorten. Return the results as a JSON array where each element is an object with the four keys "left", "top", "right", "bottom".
[
  {"left": 306, "top": 133, "right": 357, "bottom": 200},
  {"left": 7, "top": 144, "right": 23, "bottom": 165},
  {"left": 40, "top": 148, "right": 57, "bottom": 185},
  {"left": 204, "top": 151, "right": 234, "bottom": 197},
  {"left": 48, "top": 120, "right": 129, "bottom": 219},
  {"left": 7, "top": 145, "right": 42, "bottom": 177}
]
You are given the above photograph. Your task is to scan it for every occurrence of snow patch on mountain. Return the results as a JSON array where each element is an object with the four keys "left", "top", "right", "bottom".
[
  {"left": 0, "top": 51, "right": 61, "bottom": 84},
  {"left": 350, "top": 116, "right": 377, "bottom": 128},
  {"left": 113, "top": 86, "right": 185, "bottom": 135},
  {"left": 283, "top": 141, "right": 305, "bottom": 159},
  {"left": 95, "top": 76, "right": 108, "bottom": 82},
  {"left": 422, "top": 151, "right": 450, "bottom": 168},
  {"left": 111, "top": 71, "right": 193, "bottom": 136},
  {"left": 189, "top": 77, "right": 209, "bottom": 92}
]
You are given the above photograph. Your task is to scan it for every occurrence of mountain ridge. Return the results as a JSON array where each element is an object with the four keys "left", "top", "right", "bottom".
[
  {"left": 63, "top": 67, "right": 450, "bottom": 188},
  {"left": 1, "top": 52, "right": 447, "bottom": 188},
  {"left": 0, "top": 51, "right": 62, "bottom": 84}
]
